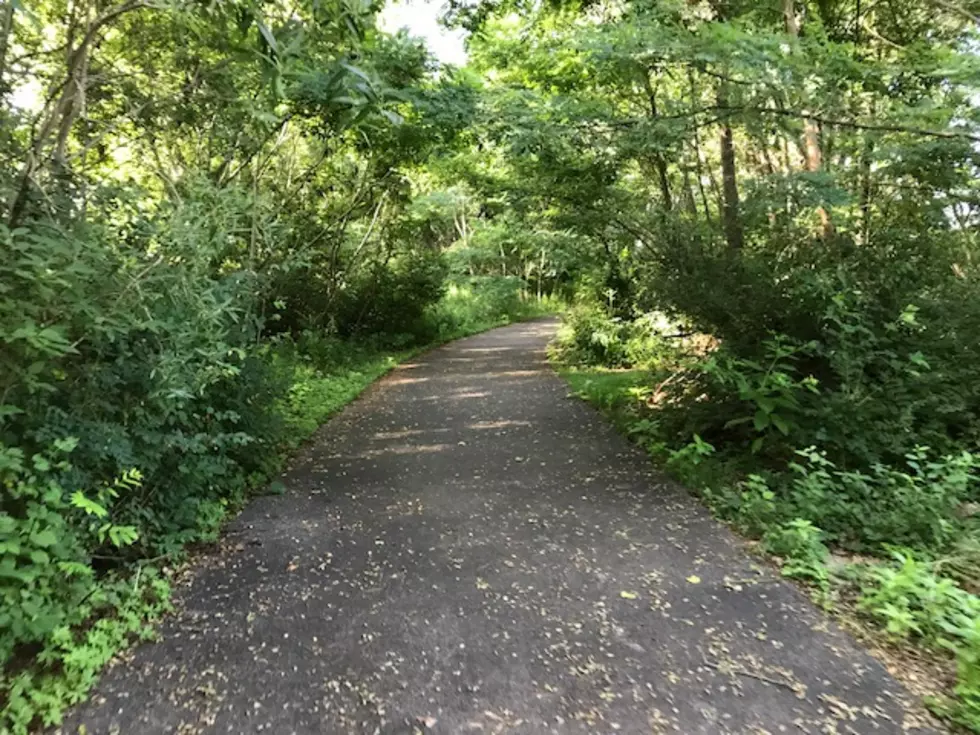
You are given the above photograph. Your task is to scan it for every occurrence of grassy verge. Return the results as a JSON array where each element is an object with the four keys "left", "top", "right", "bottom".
[{"left": 555, "top": 363, "right": 979, "bottom": 733}]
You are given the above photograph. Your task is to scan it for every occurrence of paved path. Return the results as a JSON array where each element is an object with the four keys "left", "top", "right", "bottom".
[{"left": 64, "top": 319, "right": 930, "bottom": 734}]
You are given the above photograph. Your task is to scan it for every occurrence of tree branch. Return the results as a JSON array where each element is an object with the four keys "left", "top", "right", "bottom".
[
  {"left": 717, "top": 105, "right": 980, "bottom": 143},
  {"left": 577, "top": 105, "right": 980, "bottom": 143}
]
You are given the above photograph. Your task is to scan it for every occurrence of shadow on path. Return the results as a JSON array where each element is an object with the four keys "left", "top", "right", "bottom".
[{"left": 62, "top": 318, "right": 932, "bottom": 734}]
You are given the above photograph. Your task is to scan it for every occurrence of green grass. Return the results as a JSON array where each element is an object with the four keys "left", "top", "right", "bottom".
[
  {"left": 559, "top": 367, "right": 651, "bottom": 414},
  {"left": 280, "top": 352, "right": 413, "bottom": 448}
]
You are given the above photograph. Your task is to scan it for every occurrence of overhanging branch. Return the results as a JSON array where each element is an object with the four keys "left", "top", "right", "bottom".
[{"left": 576, "top": 105, "right": 980, "bottom": 143}]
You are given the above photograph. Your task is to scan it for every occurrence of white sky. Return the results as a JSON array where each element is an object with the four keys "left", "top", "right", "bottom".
[{"left": 378, "top": 0, "right": 469, "bottom": 66}]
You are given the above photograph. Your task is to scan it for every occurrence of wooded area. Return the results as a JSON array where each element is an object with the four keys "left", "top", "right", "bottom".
[{"left": 0, "top": 0, "right": 978, "bottom": 731}]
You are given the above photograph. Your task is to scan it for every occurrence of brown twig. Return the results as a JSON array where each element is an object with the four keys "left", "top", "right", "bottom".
[{"left": 701, "top": 654, "right": 800, "bottom": 692}]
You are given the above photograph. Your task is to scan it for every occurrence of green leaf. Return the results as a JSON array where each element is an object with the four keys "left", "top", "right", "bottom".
[
  {"left": 71, "top": 491, "right": 108, "bottom": 518},
  {"left": 770, "top": 414, "right": 790, "bottom": 436},
  {"left": 724, "top": 416, "right": 753, "bottom": 429},
  {"left": 108, "top": 526, "right": 139, "bottom": 548},
  {"left": 341, "top": 62, "right": 372, "bottom": 84},
  {"left": 30, "top": 549, "right": 50, "bottom": 565},
  {"left": 0, "top": 404, "right": 24, "bottom": 419},
  {"left": 256, "top": 19, "right": 278, "bottom": 55},
  {"left": 29, "top": 528, "right": 57, "bottom": 547}
]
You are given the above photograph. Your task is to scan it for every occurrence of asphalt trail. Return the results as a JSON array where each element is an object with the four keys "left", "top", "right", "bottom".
[{"left": 62, "top": 319, "right": 932, "bottom": 734}]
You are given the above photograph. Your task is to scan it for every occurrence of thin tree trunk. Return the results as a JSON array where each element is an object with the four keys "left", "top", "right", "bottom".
[
  {"left": 717, "top": 82, "right": 744, "bottom": 250},
  {"left": 0, "top": 0, "right": 16, "bottom": 94},
  {"left": 859, "top": 98, "right": 876, "bottom": 245},
  {"left": 643, "top": 73, "right": 673, "bottom": 213},
  {"left": 537, "top": 248, "right": 544, "bottom": 300},
  {"left": 682, "top": 168, "right": 699, "bottom": 217},
  {"left": 688, "top": 71, "right": 716, "bottom": 225},
  {"left": 784, "top": 0, "right": 833, "bottom": 237},
  {"left": 689, "top": 138, "right": 713, "bottom": 224},
  {"left": 7, "top": 0, "right": 148, "bottom": 226}
]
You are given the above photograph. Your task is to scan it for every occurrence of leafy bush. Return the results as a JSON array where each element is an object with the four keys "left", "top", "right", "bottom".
[
  {"left": 664, "top": 435, "right": 716, "bottom": 486},
  {"left": 762, "top": 519, "right": 830, "bottom": 591},
  {"left": 710, "top": 474, "right": 784, "bottom": 538},
  {"left": 859, "top": 551, "right": 980, "bottom": 727},
  {"left": 423, "top": 276, "right": 556, "bottom": 341},
  {"left": 698, "top": 338, "right": 820, "bottom": 454},
  {"left": 0, "top": 440, "right": 171, "bottom": 731},
  {"left": 336, "top": 249, "right": 449, "bottom": 339},
  {"left": 552, "top": 306, "right": 680, "bottom": 369},
  {"left": 2, "top": 569, "right": 170, "bottom": 733},
  {"left": 784, "top": 447, "right": 976, "bottom": 553},
  {"left": 649, "top": 248, "right": 980, "bottom": 470},
  {"left": 551, "top": 304, "right": 631, "bottom": 366}
]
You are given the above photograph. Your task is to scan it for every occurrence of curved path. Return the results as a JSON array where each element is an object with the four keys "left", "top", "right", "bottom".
[{"left": 64, "top": 319, "right": 930, "bottom": 734}]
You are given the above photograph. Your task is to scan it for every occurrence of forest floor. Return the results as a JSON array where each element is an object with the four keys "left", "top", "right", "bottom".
[{"left": 60, "top": 319, "right": 937, "bottom": 734}]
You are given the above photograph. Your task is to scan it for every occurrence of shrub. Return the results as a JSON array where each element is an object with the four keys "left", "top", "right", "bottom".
[
  {"left": 762, "top": 519, "right": 830, "bottom": 591},
  {"left": 859, "top": 551, "right": 980, "bottom": 727},
  {"left": 336, "top": 250, "right": 449, "bottom": 339},
  {"left": 698, "top": 337, "right": 820, "bottom": 454},
  {"left": 714, "top": 473, "right": 783, "bottom": 538},
  {"left": 423, "top": 276, "right": 555, "bottom": 340},
  {"left": 0, "top": 439, "right": 171, "bottom": 731},
  {"left": 552, "top": 305, "right": 683, "bottom": 369},
  {"left": 552, "top": 305, "right": 632, "bottom": 367},
  {"left": 784, "top": 447, "right": 975, "bottom": 553}
]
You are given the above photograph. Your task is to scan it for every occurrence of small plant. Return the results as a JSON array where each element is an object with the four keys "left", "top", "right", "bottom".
[
  {"left": 762, "top": 519, "right": 830, "bottom": 592},
  {"left": 70, "top": 469, "right": 142, "bottom": 550},
  {"left": 1, "top": 569, "right": 170, "bottom": 733},
  {"left": 0, "top": 441, "right": 173, "bottom": 733},
  {"left": 708, "top": 473, "right": 784, "bottom": 538},
  {"left": 665, "top": 434, "right": 715, "bottom": 484}
]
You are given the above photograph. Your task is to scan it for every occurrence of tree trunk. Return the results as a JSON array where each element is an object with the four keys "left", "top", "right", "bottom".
[
  {"left": 537, "top": 248, "right": 545, "bottom": 300},
  {"left": 643, "top": 73, "right": 673, "bottom": 213},
  {"left": 784, "top": 0, "right": 833, "bottom": 237},
  {"left": 717, "top": 82, "right": 744, "bottom": 250},
  {"left": 688, "top": 73, "right": 720, "bottom": 228},
  {"left": 7, "top": 0, "right": 149, "bottom": 225},
  {"left": 0, "top": 0, "right": 16, "bottom": 94},
  {"left": 689, "top": 136, "right": 713, "bottom": 225},
  {"left": 859, "top": 98, "right": 876, "bottom": 245},
  {"left": 682, "top": 168, "right": 699, "bottom": 217}
]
